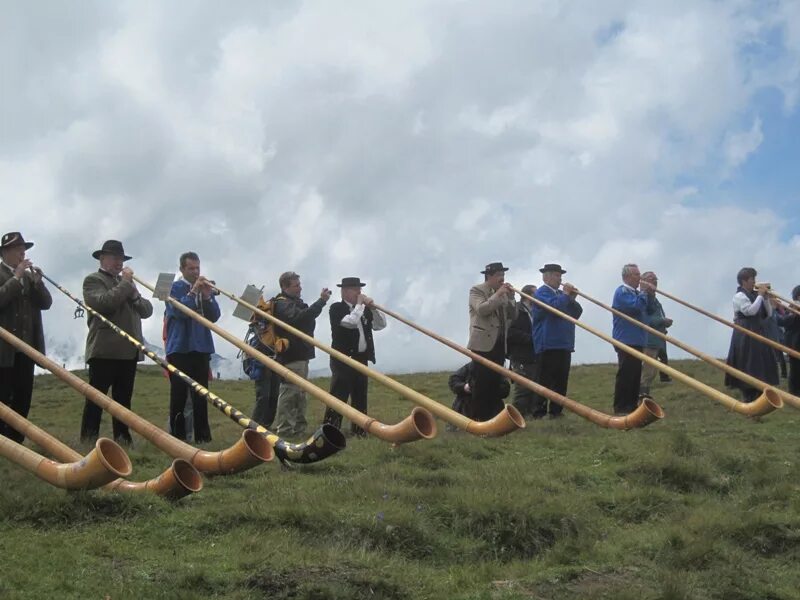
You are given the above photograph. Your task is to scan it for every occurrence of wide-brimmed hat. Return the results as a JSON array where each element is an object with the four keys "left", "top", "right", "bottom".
[
  {"left": 539, "top": 263, "right": 566, "bottom": 274},
  {"left": 480, "top": 262, "right": 509, "bottom": 275},
  {"left": 92, "top": 240, "right": 132, "bottom": 261},
  {"left": 1, "top": 232, "right": 34, "bottom": 250},
  {"left": 337, "top": 277, "right": 366, "bottom": 288}
]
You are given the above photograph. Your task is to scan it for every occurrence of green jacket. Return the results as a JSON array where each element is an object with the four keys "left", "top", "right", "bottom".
[
  {"left": 0, "top": 264, "right": 52, "bottom": 367},
  {"left": 83, "top": 270, "right": 153, "bottom": 361}
]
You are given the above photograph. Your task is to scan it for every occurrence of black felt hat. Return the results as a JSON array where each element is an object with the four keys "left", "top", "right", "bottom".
[
  {"left": 337, "top": 276, "right": 366, "bottom": 288},
  {"left": 0, "top": 232, "right": 34, "bottom": 250},
  {"left": 539, "top": 263, "right": 566, "bottom": 274},
  {"left": 480, "top": 262, "right": 509, "bottom": 275},
  {"left": 92, "top": 240, "right": 132, "bottom": 261}
]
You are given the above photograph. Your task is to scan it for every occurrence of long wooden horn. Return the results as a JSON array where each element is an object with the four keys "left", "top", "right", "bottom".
[
  {"left": 211, "top": 283, "right": 523, "bottom": 437},
  {"left": 372, "top": 301, "right": 663, "bottom": 430},
  {"left": 0, "top": 421, "right": 131, "bottom": 491},
  {"left": 0, "top": 327, "right": 274, "bottom": 475},
  {"left": 571, "top": 287, "right": 790, "bottom": 414},
  {"left": 0, "top": 401, "right": 202, "bottom": 500},
  {"left": 657, "top": 288, "right": 800, "bottom": 361},
  {"left": 133, "top": 276, "right": 436, "bottom": 445},
  {"left": 40, "top": 272, "right": 345, "bottom": 466},
  {"left": 766, "top": 290, "right": 800, "bottom": 317}
]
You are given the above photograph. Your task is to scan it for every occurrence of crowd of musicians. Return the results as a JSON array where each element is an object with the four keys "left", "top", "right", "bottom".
[{"left": 1, "top": 230, "right": 799, "bottom": 446}]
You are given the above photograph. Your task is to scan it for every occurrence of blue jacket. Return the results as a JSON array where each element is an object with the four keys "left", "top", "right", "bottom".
[
  {"left": 165, "top": 279, "right": 221, "bottom": 355},
  {"left": 612, "top": 284, "right": 652, "bottom": 347},
  {"left": 532, "top": 285, "right": 583, "bottom": 352}
]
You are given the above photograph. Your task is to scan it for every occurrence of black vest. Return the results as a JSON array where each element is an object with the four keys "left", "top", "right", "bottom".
[
  {"left": 329, "top": 301, "right": 376, "bottom": 363},
  {"left": 734, "top": 287, "right": 767, "bottom": 333}
]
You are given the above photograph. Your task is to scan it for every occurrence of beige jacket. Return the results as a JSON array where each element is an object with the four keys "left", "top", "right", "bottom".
[{"left": 467, "top": 282, "right": 517, "bottom": 352}]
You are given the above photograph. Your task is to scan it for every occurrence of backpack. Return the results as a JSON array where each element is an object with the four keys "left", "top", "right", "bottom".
[
  {"left": 239, "top": 295, "right": 289, "bottom": 380},
  {"left": 250, "top": 295, "right": 290, "bottom": 355}
]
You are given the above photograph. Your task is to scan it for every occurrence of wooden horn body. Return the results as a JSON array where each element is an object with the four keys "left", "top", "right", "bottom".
[
  {"left": 133, "top": 276, "right": 436, "bottom": 445},
  {"left": 767, "top": 290, "right": 800, "bottom": 317},
  {"left": 0, "top": 401, "right": 202, "bottom": 499},
  {"left": 573, "top": 288, "right": 790, "bottom": 415},
  {"left": 0, "top": 433, "right": 131, "bottom": 491},
  {"left": 212, "top": 283, "right": 522, "bottom": 437},
  {"left": 0, "top": 327, "right": 273, "bottom": 475},
  {"left": 40, "top": 272, "right": 344, "bottom": 465},
  {"left": 657, "top": 288, "right": 800, "bottom": 362},
  {"left": 372, "top": 302, "right": 661, "bottom": 430}
]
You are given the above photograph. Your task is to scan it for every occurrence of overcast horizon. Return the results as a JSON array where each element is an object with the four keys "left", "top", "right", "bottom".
[{"left": 3, "top": 1, "right": 799, "bottom": 380}]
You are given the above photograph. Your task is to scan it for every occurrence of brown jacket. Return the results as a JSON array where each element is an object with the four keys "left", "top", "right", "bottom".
[
  {"left": 467, "top": 282, "right": 517, "bottom": 353},
  {"left": 83, "top": 270, "right": 153, "bottom": 361},
  {"left": 0, "top": 264, "right": 52, "bottom": 367}
]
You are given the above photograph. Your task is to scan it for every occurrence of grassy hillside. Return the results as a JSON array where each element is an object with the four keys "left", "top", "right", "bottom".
[{"left": 1, "top": 360, "right": 799, "bottom": 600}]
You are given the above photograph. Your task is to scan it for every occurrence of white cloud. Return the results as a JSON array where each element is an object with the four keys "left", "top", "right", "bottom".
[{"left": 1, "top": 0, "right": 798, "bottom": 384}]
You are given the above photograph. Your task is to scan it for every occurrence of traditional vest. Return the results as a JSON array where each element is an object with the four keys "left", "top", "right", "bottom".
[{"left": 329, "top": 301, "right": 376, "bottom": 363}]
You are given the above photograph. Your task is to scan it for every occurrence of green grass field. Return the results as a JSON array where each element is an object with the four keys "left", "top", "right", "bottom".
[{"left": 1, "top": 360, "right": 799, "bottom": 600}]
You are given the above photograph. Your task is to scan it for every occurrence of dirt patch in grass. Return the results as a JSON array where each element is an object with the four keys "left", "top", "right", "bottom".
[{"left": 244, "top": 564, "right": 409, "bottom": 600}]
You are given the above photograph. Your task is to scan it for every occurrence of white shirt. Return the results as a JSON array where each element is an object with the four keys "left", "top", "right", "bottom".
[
  {"left": 339, "top": 301, "right": 387, "bottom": 352},
  {"left": 733, "top": 291, "right": 772, "bottom": 318}
]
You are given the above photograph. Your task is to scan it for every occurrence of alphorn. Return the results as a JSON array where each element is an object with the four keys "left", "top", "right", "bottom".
[
  {"left": 211, "top": 283, "right": 524, "bottom": 437},
  {"left": 0, "top": 327, "right": 273, "bottom": 475},
  {"left": 40, "top": 273, "right": 345, "bottom": 465},
  {"left": 134, "top": 276, "right": 436, "bottom": 445},
  {"left": 0, "top": 429, "right": 131, "bottom": 491},
  {"left": 372, "top": 301, "right": 663, "bottom": 430},
  {"left": 0, "top": 402, "right": 202, "bottom": 500},
  {"left": 572, "top": 287, "right": 789, "bottom": 414},
  {"left": 766, "top": 290, "right": 800, "bottom": 317},
  {"left": 657, "top": 288, "right": 800, "bottom": 361}
]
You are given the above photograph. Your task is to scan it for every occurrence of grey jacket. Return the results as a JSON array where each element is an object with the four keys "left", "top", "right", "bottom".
[
  {"left": 467, "top": 282, "right": 517, "bottom": 353},
  {"left": 83, "top": 270, "right": 153, "bottom": 361},
  {"left": 0, "top": 264, "right": 52, "bottom": 367}
]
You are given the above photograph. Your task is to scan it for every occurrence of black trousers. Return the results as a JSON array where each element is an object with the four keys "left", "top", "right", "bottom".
[
  {"left": 252, "top": 368, "right": 281, "bottom": 429},
  {"left": 467, "top": 338, "right": 506, "bottom": 422},
  {"left": 614, "top": 346, "right": 643, "bottom": 414},
  {"left": 168, "top": 352, "right": 212, "bottom": 443},
  {"left": 81, "top": 358, "right": 138, "bottom": 443},
  {"left": 324, "top": 358, "right": 369, "bottom": 435},
  {"left": 0, "top": 353, "right": 36, "bottom": 443},
  {"left": 789, "top": 357, "right": 800, "bottom": 395},
  {"left": 532, "top": 350, "right": 572, "bottom": 417}
]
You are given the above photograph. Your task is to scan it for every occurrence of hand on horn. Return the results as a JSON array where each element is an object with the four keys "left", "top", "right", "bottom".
[
  {"left": 562, "top": 283, "right": 578, "bottom": 298},
  {"left": 120, "top": 267, "right": 134, "bottom": 282},
  {"left": 13, "top": 259, "right": 33, "bottom": 280}
]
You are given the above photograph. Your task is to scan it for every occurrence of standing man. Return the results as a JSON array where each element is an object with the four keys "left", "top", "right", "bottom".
[
  {"left": 506, "top": 284, "right": 537, "bottom": 418},
  {"left": 81, "top": 240, "right": 153, "bottom": 445},
  {"left": 639, "top": 271, "right": 673, "bottom": 397},
  {"left": 164, "top": 252, "right": 220, "bottom": 443},
  {"left": 611, "top": 263, "right": 653, "bottom": 415},
  {"left": 467, "top": 262, "right": 517, "bottom": 421},
  {"left": 0, "top": 232, "right": 52, "bottom": 443},
  {"left": 273, "top": 272, "right": 331, "bottom": 439},
  {"left": 532, "top": 264, "right": 583, "bottom": 418},
  {"left": 324, "top": 277, "right": 386, "bottom": 436}
]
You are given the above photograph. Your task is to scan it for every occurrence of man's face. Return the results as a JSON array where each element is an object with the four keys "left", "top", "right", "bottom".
[
  {"left": 99, "top": 253, "right": 125, "bottom": 276},
  {"left": 284, "top": 278, "right": 302, "bottom": 297},
  {"left": 543, "top": 271, "right": 562, "bottom": 288},
  {"left": 624, "top": 268, "right": 641, "bottom": 289},
  {"left": 486, "top": 270, "right": 505, "bottom": 290},
  {"left": 341, "top": 286, "right": 360, "bottom": 304},
  {"left": 741, "top": 276, "right": 756, "bottom": 291},
  {"left": 1, "top": 245, "right": 26, "bottom": 268},
  {"left": 180, "top": 259, "right": 201, "bottom": 284}
]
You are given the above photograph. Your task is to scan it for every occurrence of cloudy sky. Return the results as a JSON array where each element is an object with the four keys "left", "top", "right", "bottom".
[{"left": 2, "top": 0, "right": 799, "bottom": 379}]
